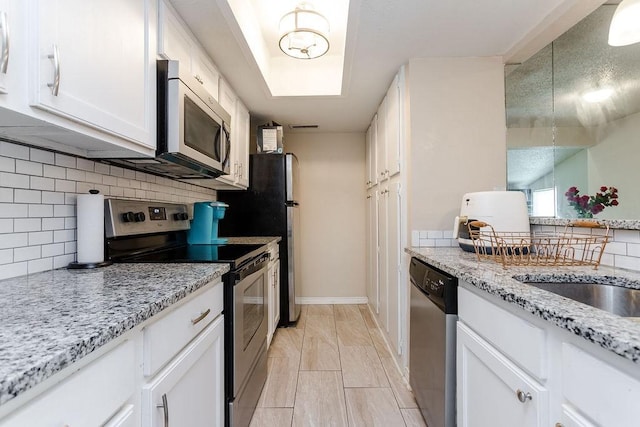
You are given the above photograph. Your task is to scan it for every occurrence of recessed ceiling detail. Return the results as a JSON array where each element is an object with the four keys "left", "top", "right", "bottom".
[{"left": 224, "top": 0, "right": 349, "bottom": 97}]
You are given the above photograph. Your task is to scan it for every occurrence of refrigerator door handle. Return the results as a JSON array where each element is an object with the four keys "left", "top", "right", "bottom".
[{"left": 285, "top": 201, "right": 299, "bottom": 207}]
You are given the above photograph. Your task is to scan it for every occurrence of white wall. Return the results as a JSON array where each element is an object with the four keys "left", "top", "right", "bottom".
[
  {"left": 285, "top": 132, "right": 367, "bottom": 300},
  {"left": 407, "top": 57, "right": 507, "bottom": 236}
]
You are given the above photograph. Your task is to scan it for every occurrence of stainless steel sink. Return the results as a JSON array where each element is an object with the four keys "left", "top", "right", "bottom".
[{"left": 519, "top": 280, "right": 640, "bottom": 317}]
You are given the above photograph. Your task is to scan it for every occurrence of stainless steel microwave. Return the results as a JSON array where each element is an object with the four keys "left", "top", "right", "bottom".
[{"left": 157, "top": 59, "right": 231, "bottom": 178}]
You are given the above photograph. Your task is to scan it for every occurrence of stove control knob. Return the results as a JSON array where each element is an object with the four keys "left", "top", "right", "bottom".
[
  {"left": 122, "top": 211, "right": 135, "bottom": 223},
  {"left": 174, "top": 212, "right": 189, "bottom": 221},
  {"left": 134, "top": 212, "right": 146, "bottom": 222}
]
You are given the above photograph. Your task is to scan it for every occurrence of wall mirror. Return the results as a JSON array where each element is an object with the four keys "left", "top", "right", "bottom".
[{"left": 506, "top": 4, "right": 640, "bottom": 219}]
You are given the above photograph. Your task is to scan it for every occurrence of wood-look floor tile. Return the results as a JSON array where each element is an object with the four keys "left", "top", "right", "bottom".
[
  {"left": 368, "top": 327, "right": 392, "bottom": 358},
  {"left": 340, "top": 346, "right": 389, "bottom": 388},
  {"left": 258, "top": 357, "right": 299, "bottom": 408},
  {"left": 269, "top": 328, "right": 305, "bottom": 359},
  {"left": 358, "top": 305, "right": 379, "bottom": 329},
  {"left": 344, "top": 388, "right": 406, "bottom": 426},
  {"left": 401, "top": 408, "right": 428, "bottom": 427},
  {"left": 304, "top": 314, "right": 336, "bottom": 340},
  {"left": 250, "top": 408, "right": 293, "bottom": 427},
  {"left": 307, "top": 304, "right": 334, "bottom": 316},
  {"left": 336, "top": 320, "right": 373, "bottom": 347},
  {"left": 334, "top": 304, "right": 364, "bottom": 322},
  {"left": 295, "top": 305, "right": 308, "bottom": 330},
  {"left": 292, "top": 371, "right": 348, "bottom": 427},
  {"left": 300, "top": 334, "right": 341, "bottom": 371},
  {"left": 380, "top": 355, "right": 417, "bottom": 408}
]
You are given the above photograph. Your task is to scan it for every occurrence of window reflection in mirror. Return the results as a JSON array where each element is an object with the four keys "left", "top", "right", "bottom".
[{"left": 506, "top": 5, "right": 640, "bottom": 220}]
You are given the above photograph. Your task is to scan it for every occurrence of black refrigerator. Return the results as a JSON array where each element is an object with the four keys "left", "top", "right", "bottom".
[{"left": 218, "top": 153, "right": 301, "bottom": 325}]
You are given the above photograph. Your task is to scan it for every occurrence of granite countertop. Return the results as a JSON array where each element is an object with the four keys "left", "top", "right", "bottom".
[
  {"left": 406, "top": 247, "right": 640, "bottom": 364},
  {"left": 0, "top": 263, "right": 229, "bottom": 408},
  {"left": 225, "top": 236, "right": 282, "bottom": 245}
]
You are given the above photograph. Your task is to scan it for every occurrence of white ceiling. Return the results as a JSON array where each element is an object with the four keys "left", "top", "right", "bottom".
[{"left": 169, "top": 0, "right": 603, "bottom": 134}]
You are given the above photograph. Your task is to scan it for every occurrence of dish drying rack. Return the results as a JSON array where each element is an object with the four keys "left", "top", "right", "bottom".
[{"left": 467, "top": 220, "right": 610, "bottom": 269}]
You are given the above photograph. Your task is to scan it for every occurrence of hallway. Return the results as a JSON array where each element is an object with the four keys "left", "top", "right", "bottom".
[{"left": 249, "top": 304, "right": 427, "bottom": 426}]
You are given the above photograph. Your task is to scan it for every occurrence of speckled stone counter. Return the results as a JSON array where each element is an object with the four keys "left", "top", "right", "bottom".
[
  {"left": 406, "top": 247, "right": 640, "bottom": 363},
  {"left": 530, "top": 217, "right": 640, "bottom": 230},
  {"left": 0, "top": 263, "right": 229, "bottom": 407}
]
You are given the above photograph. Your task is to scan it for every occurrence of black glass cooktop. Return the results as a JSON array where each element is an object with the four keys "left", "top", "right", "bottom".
[{"left": 119, "top": 243, "right": 264, "bottom": 267}]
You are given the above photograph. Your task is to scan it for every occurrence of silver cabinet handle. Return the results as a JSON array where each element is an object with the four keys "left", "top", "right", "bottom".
[
  {"left": 157, "top": 393, "right": 169, "bottom": 427},
  {"left": 239, "top": 162, "right": 243, "bottom": 179},
  {"left": 516, "top": 389, "right": 532, "bottom": 403},
  {"left": 47, "top": 45, "right": 60, "bottom": 96},
  {"left": 191, "top": 308, "right": 211, "bottom": 325},
  {"left": 0, "top": 12, "right": 9, "bottom": 74},
  {"left": 555, "top": 424, "right": 564, "bottom": 427},
  {"left": 195, "top": 74, "right": 203, "bottom": 84}
]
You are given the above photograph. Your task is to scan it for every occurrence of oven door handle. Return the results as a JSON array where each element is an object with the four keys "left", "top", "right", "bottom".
[{"left": 235, "top": 253, "right": 269, "bottom": 282}]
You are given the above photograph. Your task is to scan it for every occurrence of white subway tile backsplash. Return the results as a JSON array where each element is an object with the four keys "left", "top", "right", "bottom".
[
  {"left": 0, "top": 188, "right": 12, "bottom": 202},
  {"left": 94, "top": 162, "right": 110, "bottom": 175},
  {"left": 0, "top": 233, "right": 28, "bottom": 249},
  {"left": 0, "top": 203, "right": 29, "bottom": 218},
  {"left": 42, "top": 243, "right": 65, "bottom": 257},
  {"left": 14, "top": 246, "right": 41, "bottom": 261},
  {"left": 16, "top": 160, "right": 43, "bottom": 176},
  {"left": 0, "top": 262, "right": 27, "bottom": 280},
  {"left": 55, "top": 179, "right": 76, "bottom": 193},
  {"left": 14, "top": 189, "right": 41, "bottom": 204},
  {"left": 14, "top": 218, "right": 41, "bottom": 232},
  {"left": 53, "top": 254, "right": 74, "bottom": 269},
  {"left": 110, "top": 187, "right": 124, "bottom": 197},
  {"left": 427, "top": 230, "right": 443, "bottom": 239},
  {"left": 604, "top": 241, "right": 627, "bottom": 256},
  {"left": 43, "top": 164, "right": 66, "bottom": 179},
  {"left": 123, "top": 188, "right": 136, "bottom": 198},
  {"left": 0, "top": 141, "right": 30, "bottom": 160},
  {"left": 0, "top": 248, "right": 12, "bottom": 264},
  {"left": 85, "top": 172, "right": 103, "bottom": 184},
  {"left": 627, "top": 243, "right": 640, "bottom": 258},
  {"left": 123, "top": 169, "right": 136, "bottom": 179},
  {"left": 28, "top": 204, "right": 53, "bottom": 218},
  {"left": 30, "top": 176, "right": 55, "bottom": 191},
  {"left": 42, "top": 217, "right": 65, "bottom": 230},
  {"left": 102, "top": 175, "right": 118, "bottom": 186},
  {"left": 28, "top": 257, "right": 53, "bottom": 274},
  {"left": 42, "top": 191, "right": 64, "bottom": 204},
  {"left": 0, "top": 172, "right": 30, "bottom": 189},
  {"left": 0, "top": 218, "right": 13, "bottom": 233},
  {"left": 615, "top": 255, "right": 640, "bottom": 271},
  {"left": 0, "top": 157, "right": 15, "bottom": 172},
  {"left": 53, "top": 205, "right": 74, "bottom": 217},
  {"left": 109, "top": 165, "right": 124, "bottom": 177},
  {"left": 66, "top": 168, "right": 86, "bottom": 182},
  {"left": 613, "top": 229, "right": 640, "bottom": 244},
  {"left": 54, "top": 229, "right": 75, "bottom": 243},
  {"left": 29, "top": 231, "right": 53, "bottom": 245},
  {"left": 116, "top": 177, "right": 131, "bottom": 188},
  {"left": 76, "top": 158, "right": 95, "bottom": 172},
  {"left": 55, "top": 153, "right": 76, "bottom": 168},
  {"left": 64, "top": 241, "right": 77, "bottom": 254},
  {"left": 411, "top": 231, "right": 420, "bottom": 247},
  {"left": 30, "top": 148, "right": 55, "bottom": 165}
]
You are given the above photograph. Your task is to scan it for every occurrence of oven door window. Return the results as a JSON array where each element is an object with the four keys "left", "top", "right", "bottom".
[
  {"left": 183, "top": 96, "right": 222, "bottom": 162},
  {"left": 243, "top": 273, "right": 265, "bottom": 349}
]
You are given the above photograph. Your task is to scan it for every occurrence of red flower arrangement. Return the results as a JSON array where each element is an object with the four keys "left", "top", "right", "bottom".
[{"left": 565, "top": 186, "right": 619, "bottom": 218}]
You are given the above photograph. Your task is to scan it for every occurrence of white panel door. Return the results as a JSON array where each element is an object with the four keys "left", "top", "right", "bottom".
[
  {"left": 376, "top": 98, "right": 387, "bottom": 182},
  {"left": 377, "top": 185, "right": 388, "bottom": 329},
  {"left": 234, "top": 99, "right": 250, "bottom": 188},
  {"left": 29, "top": 0, "right": 154, "bottom": 148},
  {"left": 366, "top": 189, "right": 379, "bottom": 313},
  {"left": 386, "top": 179, "right": 401, "bottom": 353},
  {"left": 386, "top": 73, "right": 401, "bottom": 177},
  {"left": 457, "top": 323, "right": 549, "bottom": 427}
]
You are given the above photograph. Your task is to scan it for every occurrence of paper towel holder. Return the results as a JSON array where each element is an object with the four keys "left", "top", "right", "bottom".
[{"left": 68, "top": 189, "right": 113, "bottom": 270}]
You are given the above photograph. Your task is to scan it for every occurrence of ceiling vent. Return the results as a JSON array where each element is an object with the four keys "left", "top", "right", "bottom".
[{"left": 288, "top": 124, "right": 319, "bottom": 129}]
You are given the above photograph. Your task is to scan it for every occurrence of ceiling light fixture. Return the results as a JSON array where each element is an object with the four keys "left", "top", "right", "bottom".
[
  {"left": 279, "top": 2, "right": 330, "bottom": 59},
  {"left": 582, "top": 87, "right": 615, "bottom": 103},
  {"left": 608, "top": 0, "right": 640, "bottom": 46}
]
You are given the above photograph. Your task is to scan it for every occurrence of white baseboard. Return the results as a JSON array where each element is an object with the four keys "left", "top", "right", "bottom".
[{"left": 295, "top": 296, "right": 369, "bottom": 305}]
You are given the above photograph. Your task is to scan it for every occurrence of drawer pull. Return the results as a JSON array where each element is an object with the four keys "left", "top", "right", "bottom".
[
  {"left": 191, "top": 308, "right": 211, "bottom": 325},
  {"left": 516, "top": 389, "right": 532, "bottom": 403},
  {"left": 157, "top": 393, "right": 169, "bottom": 426},
  {"left": 47, "top": 44, "right": 60, "bottom": 96},
  {"left": 0, "top": 12, "right": 9, "bottom": 74}
]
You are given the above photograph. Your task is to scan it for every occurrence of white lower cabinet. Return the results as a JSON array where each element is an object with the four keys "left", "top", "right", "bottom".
[
  {"left": 104, "top": 404, "right": 136, "bottom": 427},
  {"left": 142, "top": 315, "right": 225, "bottom": 427},
  {"left": 267, "top": 243, "right": 281, "bottom": 346},
  {"left": 0, "top": 340, "right": 136, "bottom": 427},
  {"left": 457, "top": 322, "right": 548, "bottom": 427}
]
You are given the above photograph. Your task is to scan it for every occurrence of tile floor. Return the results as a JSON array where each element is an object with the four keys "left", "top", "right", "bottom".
[{"left": 249, "top": 304, "right": 428, "bottom": 427}]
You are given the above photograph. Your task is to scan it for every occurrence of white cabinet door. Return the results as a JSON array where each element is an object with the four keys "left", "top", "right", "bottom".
[
  {"left": 366, "top": 190, "right": 379, "bottom": 314},
  {"left": 192, "top": 50, "right": 219, "bottom": 103},
  {"left": 386, "top": 73, "right": 401, "bottom": 177},
  {"left": 558, "top": 405, "right": 597, "bottom": 427},
  {"left": 157, "top": 0, "right": 192, "bottom": 67},
  {"left": 142, "top": 315, "right": 225, "bottom": 427},
  {"left": 376, "top": 100, "right": 387, "bottom": 182},
  {"left": 457, "top": 322, "right": 549, "bottom": 427},
  {"left": 386, "top": 179, "right": 401, "bottom": 354},
  {"left": 29, "top": 0, "right": 154, "bottom": 148},
  {"left": 234, "top": 99, "right": 250, "bottom": 188},
  {"left": 377, "top": 184, "right": 388, "bottom": 329},
  {"left": 0, "top": 0, "right": 11, "bottom": 95}
]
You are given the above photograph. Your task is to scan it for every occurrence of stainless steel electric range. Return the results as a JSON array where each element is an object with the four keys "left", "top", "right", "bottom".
[{"left": 104, "top": 199, "right": 268, "bottom": 427}]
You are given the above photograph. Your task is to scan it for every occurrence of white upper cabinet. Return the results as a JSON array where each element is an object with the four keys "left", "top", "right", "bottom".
[
  {"left": 365, "top": 118, "right": 378, "bottom": 188},
  {"left": 28, "top": 0, "right": 155, "bottom": 150},
  {"left": 376, "top": 96, "right": 387, "bottom": 182},
  {"left": 233, "top": 99, "right": 250, "bottom": 188},
  {"left": 385, "top": 73, "right": 401, "bottom": 177},
  {"left": 0, "top": 1, "right": 11, "bottom": 95}
]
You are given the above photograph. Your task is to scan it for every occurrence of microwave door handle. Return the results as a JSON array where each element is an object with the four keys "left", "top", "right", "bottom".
[{"left": 222, "top": 126, "right": 231, "bottom": 168}]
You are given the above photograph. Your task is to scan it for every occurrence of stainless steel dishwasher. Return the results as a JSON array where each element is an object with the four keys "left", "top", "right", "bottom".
[{"left": 409, "top": 257, "right": 458, "bottom": 427}]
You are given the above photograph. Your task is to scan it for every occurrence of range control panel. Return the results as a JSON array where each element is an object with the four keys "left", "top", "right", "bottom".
[{"left": 105, "top": 199, "right": 190, "bottom": 238}]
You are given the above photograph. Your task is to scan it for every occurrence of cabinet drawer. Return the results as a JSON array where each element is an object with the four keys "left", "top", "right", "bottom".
[
  {"left": 562, "top": 343, "right": 640, "bottom": 425},
  {"left": 143, "top": 280, "right": 223, "bottom": 377},
  {"left": 459, "top": 286, "right": 547, "bottom": 379},
  {"left": 0, "top": 340, "right": 135, "bottom": 427}
]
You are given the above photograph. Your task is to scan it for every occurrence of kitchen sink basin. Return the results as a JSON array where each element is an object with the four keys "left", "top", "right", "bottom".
[
  {"left": 525, "top": 282, "right": 640, "bottom": 317},
  {"left": 513, "top": 276, "right": 640, "bottom": 317}
]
